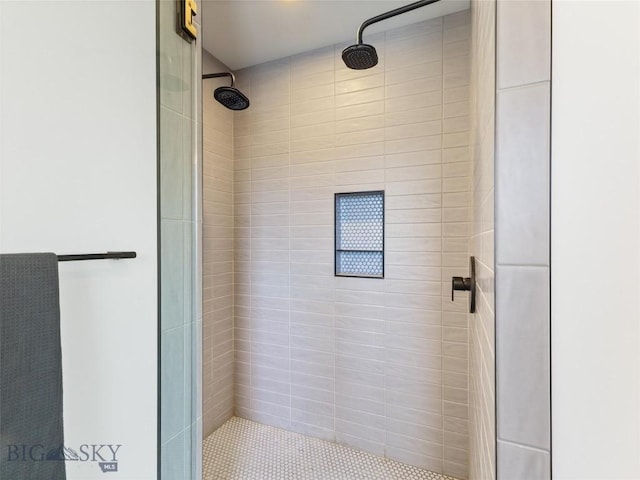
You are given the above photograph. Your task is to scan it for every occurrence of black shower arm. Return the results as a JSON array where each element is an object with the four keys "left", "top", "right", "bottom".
[
  {"left": 356, "top": 0, "right": 441, "bottom": 44},
  {"left": 202, "top": 72, "right": 236, "bottom": 87}
]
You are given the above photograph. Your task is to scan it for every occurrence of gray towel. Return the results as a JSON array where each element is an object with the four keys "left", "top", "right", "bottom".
[{"left": 0, "top": 253, "right": 66, "bottom": 480}]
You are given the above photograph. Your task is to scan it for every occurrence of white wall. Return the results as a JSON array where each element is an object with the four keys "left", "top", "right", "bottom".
[
  {"left": 0, "top": 2, "right": 157, "bottom": 479},
  {"left": 552, "top": 2, "right": 640, "bottom": 478}
]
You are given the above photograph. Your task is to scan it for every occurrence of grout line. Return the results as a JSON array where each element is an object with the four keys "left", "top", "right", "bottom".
[
  {"left": 332, "top": 41, "right": 337, "bottom": 440},
  {"left": 498, "top": 438, "right": 551, "bottom": 455},
  {"left": 495, "top": 263, "right": 550, "bottom": 269},
  {"left": 288, "top": 57, "right": 293, "bottom": 428},
  {"left": 439, "top": 15, "right": 446, "bottom": 474},
  {"left": 382, "top": 27, "right": 388, "bottom": 458},
  {"left": 496, "top": 79, "right": 551, "bottom": 93}
]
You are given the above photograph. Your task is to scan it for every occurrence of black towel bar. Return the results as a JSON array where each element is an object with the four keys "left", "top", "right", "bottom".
[{"left": 57, "top": 251, "right": 136, "bottom": 262}]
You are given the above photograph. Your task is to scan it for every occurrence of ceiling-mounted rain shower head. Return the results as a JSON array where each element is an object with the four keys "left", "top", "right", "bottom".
[
  {"left": 342, "top": 0, "right": 441, "bottom": 70},
  {"left": 202, "top": 72, "right": 250, "bottom": 111}
]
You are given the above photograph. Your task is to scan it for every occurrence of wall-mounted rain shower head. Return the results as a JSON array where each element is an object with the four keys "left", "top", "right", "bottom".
[
  {"left": 214, "top": 86, "right": 250, "bottom": 111},
  {"left": 202, "top": 72, "right": 250, "bottom": 111},
  {"left": 341, "top": 44, "right": 379, "bottom": 70},
  {"left": 342, "top": 0, "right": 441, "bottom": 70}
]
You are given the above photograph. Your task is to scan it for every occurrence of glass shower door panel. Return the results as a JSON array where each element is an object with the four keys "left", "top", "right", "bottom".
[{"left": 158, "top": 0, "right": 202, "bottom": 478}]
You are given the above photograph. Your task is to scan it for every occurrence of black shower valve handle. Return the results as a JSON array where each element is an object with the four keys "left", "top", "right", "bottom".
[
  {"left": 451, "top": 256, "right": 477, "bottom": 313},
  {"left": 451, "top": 276, "right": 471, "bottom": 301}
]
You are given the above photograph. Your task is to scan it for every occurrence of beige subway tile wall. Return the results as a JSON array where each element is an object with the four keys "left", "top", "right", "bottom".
[
  {"left": 227, "top": 11, "right": 472, "bottom": 479},
  {"left": 203, "top": 51, "right": 235, "bottom": 436},
  {"left": 468, "top": 0, "right": 496, "bottom": 479}
]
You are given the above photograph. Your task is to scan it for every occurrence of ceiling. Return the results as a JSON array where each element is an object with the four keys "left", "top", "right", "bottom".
[{"left": 201, "top": 0, "right": 470, "bottom": 71}]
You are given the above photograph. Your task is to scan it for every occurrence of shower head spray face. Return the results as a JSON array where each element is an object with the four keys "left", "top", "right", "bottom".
[
  {"left": 214, "top": 86, "right": 250, "bottom": 111},
  {"left": 342, "top": 44, "right": 379, "bottom": 70}
]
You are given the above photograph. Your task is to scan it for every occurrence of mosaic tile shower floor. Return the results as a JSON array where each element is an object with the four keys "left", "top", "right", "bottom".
[{"left": 203, "top": 417, "right": 460, "bottom": 480}]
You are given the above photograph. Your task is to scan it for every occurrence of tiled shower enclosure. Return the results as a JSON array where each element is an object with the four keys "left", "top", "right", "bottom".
[{"left": 203, "top": 10, "right": 473, "bottom": 479}]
